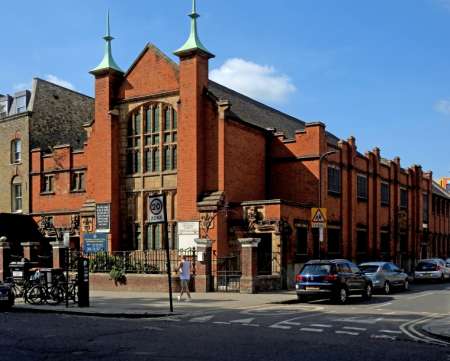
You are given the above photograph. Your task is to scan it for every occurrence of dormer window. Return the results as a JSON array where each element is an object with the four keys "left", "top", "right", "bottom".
[
  {"left": 0, "top": 100, "right": 7, "bottom": 118},
  {"left": 16, "top": 96, "right": 26, "bottom": 113}
]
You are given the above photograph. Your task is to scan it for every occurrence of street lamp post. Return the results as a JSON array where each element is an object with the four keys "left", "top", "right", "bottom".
[{"left": 317, "top": 150, "right": 337, "bottom": 259}]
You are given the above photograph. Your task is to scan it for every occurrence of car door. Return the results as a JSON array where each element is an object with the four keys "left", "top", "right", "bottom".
[
  {"left": 349, "top": 262, "right": 366, "bottom": 292},
  {"left": 389, "top": 263, "right": 403, "bottom": 286}
]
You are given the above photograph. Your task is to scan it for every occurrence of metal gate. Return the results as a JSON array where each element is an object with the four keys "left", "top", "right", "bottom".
[{"left": 214, "top": 255, "right": 241, "bottom": 292}]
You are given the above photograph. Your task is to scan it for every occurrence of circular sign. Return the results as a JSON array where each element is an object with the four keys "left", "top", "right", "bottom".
[{"left": 150, "top": 198, "right": 163, "bottom": 215}]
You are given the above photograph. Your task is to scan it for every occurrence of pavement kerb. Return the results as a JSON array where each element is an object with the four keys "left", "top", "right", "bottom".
[{"left": 11, "top": 305, "right": 177, "bottom": 319}]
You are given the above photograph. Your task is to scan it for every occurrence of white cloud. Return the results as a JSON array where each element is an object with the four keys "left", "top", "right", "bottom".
[
  {"left": 434, "top": 99, "right": 450, "bottom": 115},
  {"left": 13, "top": 82, "right": 32, "bottom": 91},
  {"left": 45, "top": 75, "right": 75, "bottom": 90},
  {"left": 210, "top": 58, "right": 297, "bottom": 103}
]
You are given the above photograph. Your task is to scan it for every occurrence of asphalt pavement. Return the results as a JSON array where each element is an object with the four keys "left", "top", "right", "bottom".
[{"left": 1, "top": 281, "right": 450, "bottom": 360}]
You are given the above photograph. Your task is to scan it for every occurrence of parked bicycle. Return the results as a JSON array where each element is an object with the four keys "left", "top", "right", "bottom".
[{"left": 25, "top": 270, "right": 65, "bottom": 306}]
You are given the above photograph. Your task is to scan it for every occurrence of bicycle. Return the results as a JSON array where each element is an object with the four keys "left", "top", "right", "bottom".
[{"left": 25, "top": 271, "right": 65, "bottom": 306}]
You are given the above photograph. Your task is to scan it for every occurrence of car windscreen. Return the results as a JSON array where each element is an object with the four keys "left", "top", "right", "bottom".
[
  {"left": 300, "top": 264, "right": 333, "bottom": 275},
  {"left": 416, "top": 262, "right": 437, "bottom": 271},
  {"left": 359, "top": 265, "right": 379, "bottom": 273}
]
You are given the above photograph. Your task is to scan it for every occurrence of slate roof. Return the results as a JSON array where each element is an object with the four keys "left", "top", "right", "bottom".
[{"left": 432, "top": 181, "right": 450, "bottom": 199}]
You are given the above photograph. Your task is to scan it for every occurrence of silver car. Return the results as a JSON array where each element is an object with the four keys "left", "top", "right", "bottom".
[
  {"left": 359, "top": 262, "right": 409, "bottom": 294},
  {"left": 414, "top": 259, "right": 450, "bottom": 282}
]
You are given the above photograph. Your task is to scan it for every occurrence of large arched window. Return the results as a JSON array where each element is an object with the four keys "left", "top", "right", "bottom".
[
  {"left": 11, "top": 139, "right": 21, "bottom": 164},
  {"left": 126, "top": 103, "right": 177, "bottom": 175},
  {"left": 11, "top": 176, "right": 22, "bottom": 213}
]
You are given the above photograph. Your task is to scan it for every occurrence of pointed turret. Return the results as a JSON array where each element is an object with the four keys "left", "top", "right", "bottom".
[
  {"left": 174, "top": 0, "right": 215, "bottom": 58},
  {"left": 90, "top": 11, "right": 123, "bottom": 74}
]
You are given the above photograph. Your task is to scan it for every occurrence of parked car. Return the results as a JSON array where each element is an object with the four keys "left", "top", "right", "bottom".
[
  {"left": 358, "top": 262, "right": 409, "bottom": 294},
  {"left": 295, "top": 259, "right": 373, "bottom": 304},
  {"left": 0, "top": 282, "right": 14, "bottom": 310},
  {"left": 446, "top": 258, "right": 450, "bottom": 268},
  {"left": 414, "top": 259, "right": 450, "bottom": 282}
]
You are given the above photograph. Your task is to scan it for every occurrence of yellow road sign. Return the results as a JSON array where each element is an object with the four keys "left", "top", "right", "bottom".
[{"left": 311, "top": 208, "right": 327, "bottom": 228}]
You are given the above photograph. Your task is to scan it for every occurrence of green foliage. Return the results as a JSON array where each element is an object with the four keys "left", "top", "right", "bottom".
[{"left": 109, "top": 266, "right": 126, "bottom": 284}]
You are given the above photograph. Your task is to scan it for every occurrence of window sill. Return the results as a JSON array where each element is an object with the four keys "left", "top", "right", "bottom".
[
  {"left": 70, "top": 190, "right": 86, "bottom": 194},
  {"left": 328, "top": 191, "right": 341, "bottom": 197},
  {"left": 40, "top": 192, "right": 55, "bottom": 196},
  {"left": 357, "top": 197, "right": 368, "bottom": 202}
]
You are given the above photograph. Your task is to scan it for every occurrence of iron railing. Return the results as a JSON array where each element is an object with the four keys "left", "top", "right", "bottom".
[{"left": 69, "top": 249, "right": 196, "bottom": 275}]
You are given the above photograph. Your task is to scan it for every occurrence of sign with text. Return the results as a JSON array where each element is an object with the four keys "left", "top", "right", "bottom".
[
  {"left": 311, "top": 208, "right": 327, "bottom": 228},
  {"left": 148, "top": 195, "right": 166, "bottom": 224},
  {"left": 96, "top": 203, "right": 111, "bottom": 233},
  {"left": 178, "top": 221, "right": 200, "bottom": 249},
  {"left": 83, "top": 233, "right": 108, "bottom": 253}
]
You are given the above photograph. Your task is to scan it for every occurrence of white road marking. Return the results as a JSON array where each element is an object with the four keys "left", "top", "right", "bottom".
[
  {"left": 268, "top": 312, "right": 325, "bottom": 330},
  {"left": 371, "top": 302, "right": 392, "bottom": 309},
  {"left": 343, "top": 326, "right": 366, "bottom": 331},
  {"left": 310, "top": 324, "right": 332, "bottom": 328},
  {"left": 300, "top": 328, "right": 323, "bottom": 333},
  {"left": 400, "top": 315, "right": 450, "bottom": 346},
  {"left": 189, "top": 315, "right": 214, "bottom": 323},
  {"left": 213, "top": 321, "right": 230, "bottom": 325},
  {"left": 335, "top": 317, "right": 383, "bottom": 325},
  {"left": 406, "top": 292, "right": 434, "bottom": 300},
  {"left": 371, "top": 334, "right": 396, "bottom": 341},
  {"left": 143, "top": 326, "right": 163, "bottom": 331},
  {"left": 335, "top": 331, "right": 359, "bottom": 336},
  {"left": 379, "top": 330, "right": 402, "bottom": 334},
  {"left": 230, "top": 318, "right": 255, "bottom": 325},
  {"left": 269, "top": 324, "right": 292, "bottom": 330}
]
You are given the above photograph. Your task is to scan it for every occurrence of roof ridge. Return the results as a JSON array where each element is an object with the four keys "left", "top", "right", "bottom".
[{"left": 208, "top": 80, "right": 305, "bottom": 126}]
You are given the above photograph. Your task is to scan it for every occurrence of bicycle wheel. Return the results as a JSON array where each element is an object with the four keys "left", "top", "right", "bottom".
[
  {"left": 71, "top": 284, "right": 78, "bottom": 304},
  {"left": 26, "top": 285, "right": 45, "bottom": 305},
  {"left": 47, "top": 286, "right": 65, "bottom": 305}
]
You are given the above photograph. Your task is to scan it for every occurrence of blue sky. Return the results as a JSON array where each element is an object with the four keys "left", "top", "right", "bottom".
[{"left": 2, "top": 0, "right": 450, "bottom": 178}]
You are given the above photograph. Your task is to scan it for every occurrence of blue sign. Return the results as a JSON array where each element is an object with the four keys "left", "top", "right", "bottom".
[{"left": 83, "top": 233, "right": 108, "bottom": 253}]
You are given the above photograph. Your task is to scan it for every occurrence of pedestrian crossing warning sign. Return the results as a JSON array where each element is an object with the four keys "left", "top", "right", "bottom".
[{"left": 311, "top": 208, "right": 327, "bottom": 228}]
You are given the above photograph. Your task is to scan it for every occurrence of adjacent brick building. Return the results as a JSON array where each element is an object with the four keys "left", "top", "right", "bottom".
[{"left": 29, "top": 3, "right": 450, "bottom": 287}]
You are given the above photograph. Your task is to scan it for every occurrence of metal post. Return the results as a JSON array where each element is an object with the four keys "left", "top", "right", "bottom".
[
  {"left": 65, "top": 248, "right": 69, "bottom": 308},
  {"left": 163, "top": 193, "right": 174, "bottom": 313},
  {"left": 318, "top": 150, "right": 337, "bottom": 260}
]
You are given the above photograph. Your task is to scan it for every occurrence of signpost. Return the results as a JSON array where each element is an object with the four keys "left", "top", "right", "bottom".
[
  {"left": 311, "top": 208, "right": 327, "bottom": 259},
  {"left": 148, "top": 194, "right": 173, "bottom": 312}
]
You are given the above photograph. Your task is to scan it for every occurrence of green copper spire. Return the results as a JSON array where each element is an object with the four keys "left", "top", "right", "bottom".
[
  {"left": 91, "top": 10, "right": 123, "bottom": 74},
  {"left": 174, "top": 0, "right": 215, "bottom": 58}
]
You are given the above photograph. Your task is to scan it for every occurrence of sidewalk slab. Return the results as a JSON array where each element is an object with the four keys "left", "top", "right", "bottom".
[
  {"left": 11, "top": 290, "right": 297, "bottom": 318},
  {"left": 422, "top": 316, "right": 450, "bottom": 341}
]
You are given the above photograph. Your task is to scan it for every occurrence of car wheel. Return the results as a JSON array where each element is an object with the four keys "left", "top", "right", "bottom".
[
  {"left": 362, "top": 284, "right": 373, "bottom": 301},
  {"left": 334, "top": 287, "right": 348, "bottom": 304},
  {"left": 384, "top": 281, "right": 391, "bottom": 295},
  {"left": 403, "top": 279, "right": 410, "bottom": 291},
  {"left": 441, "top": 274, "right": 445, "bottom": 283}
]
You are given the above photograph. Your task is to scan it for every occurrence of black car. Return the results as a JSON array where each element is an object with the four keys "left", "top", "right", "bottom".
[
  {"left": 0, "top": 282, "right": 14, "bottom": 310},
  {"left": 295, "top": 259, "right": 373, "bottom": 304}
]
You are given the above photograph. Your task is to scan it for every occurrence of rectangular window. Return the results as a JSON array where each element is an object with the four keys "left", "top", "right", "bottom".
[
  {"left": 423, "top": 194, "right": 429, "bottom": 224},
  {"left": 12, "top": 184, "right": 22, "bottom": 212},
  {"left": 42, "top": 175, "right": 54, "bottom": 193},
  {"left": 328, "top": 166, "right": 341, "bottom": 194},
  {"left": 147, "top": 224, "right": 162, "bottom": 250},
  {"left": 357, "top": 174, "right": 368, "bottom": 200},
  {"left": 172, "top": 109, "right": 177, "bottom": 129},
  {"left": 296, "top": 226, "right": 308, "bottom": 255},
  {"left": 71, "top": 172, "right": 85, "bottom": 192},
  {"left": 164, "top": 146, "right": 171, "bottom": 171},
  {"left": 16, "top": 96, "right": 26, "bottom": 113},
  {"left": 153, "top": 149, "right": 160, "bottom": 172},
  {"left": 357, "top": 230, "right": 367, "bottom": 253},
  {"left": 133, "top": 223, "right": 141, "bottom": 250},
  {"left": 327, "top": 227, "right": 341, "bottom": 254},
  {"left": 400, "top": 188, "right": 408, "bottom": 209},
  {"left": 145, "top": 108, "right": 152, "bottom": 133},
  {"left": 380, "top": 231, "right": 390, "bottom": 254},
  {"left": 381, "top": 182, "right": 389, "bottom": 206},
  {"left": 153, "top": 107, "right": 160, "bottom": 132},
  {"left": 172, "top": 147, "right": 177, "bottom": 170},
  {"left": 164, "top": 108, "right": 171, "bottom": 130},
  {"left": 11, "top": 139, "right": 21, "bottom": 163},
  {"left": 144, "top": 149, "right": 151, "bottom": 173},
  {"left": 133, "top": 113, "right": 141, "bottom": 135}
]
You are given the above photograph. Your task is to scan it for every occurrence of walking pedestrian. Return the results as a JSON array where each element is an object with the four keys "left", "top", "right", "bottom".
[{"left": 176, "top": 255, "right": 192, "bottom": 302}]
